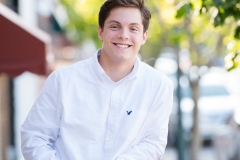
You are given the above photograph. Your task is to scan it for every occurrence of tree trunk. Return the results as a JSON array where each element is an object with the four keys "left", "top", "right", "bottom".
[
  {"left": 183, "top": 14, "right": 202, "bottom": 160},
  {"left": 0, "top": 73, "right": 10, "bottom": 160},
  {"left": 190, "top": 79, "right": 201, "bottom": 160}
]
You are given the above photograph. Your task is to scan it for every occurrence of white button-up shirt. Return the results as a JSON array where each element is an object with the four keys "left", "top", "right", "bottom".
[{"left": 21, "top": 49, "right": 173, "bottom": 160}]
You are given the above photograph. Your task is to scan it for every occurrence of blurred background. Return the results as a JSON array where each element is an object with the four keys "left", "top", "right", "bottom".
[{"left": 0, "top": 0, "right": 240, "bottom": 160}]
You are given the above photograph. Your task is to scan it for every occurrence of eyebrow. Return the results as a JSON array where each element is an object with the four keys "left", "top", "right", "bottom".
[{"left": 107, "top": 20, "right": 141, "bottom": 26}]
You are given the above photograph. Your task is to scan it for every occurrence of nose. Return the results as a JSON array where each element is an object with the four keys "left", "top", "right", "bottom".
[{"left": 118, "top": 28, "right": 129, "bottom": 40}]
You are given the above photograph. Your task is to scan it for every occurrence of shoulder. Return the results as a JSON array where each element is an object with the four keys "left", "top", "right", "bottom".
[
  {"left": 44, "top": 57, "right": 94, "bottom": 87},
  {"left": 50, "top": 57, "right": 93, "bottom": 79},
  {"left": 138, "top": 62, "right": 174, "bottom": 98},
  {"left": 140, "top": 62, "right": 173, "bottom": 88},
  {"left": 139, "top": 62, "right": 174, "bottom": 106}
]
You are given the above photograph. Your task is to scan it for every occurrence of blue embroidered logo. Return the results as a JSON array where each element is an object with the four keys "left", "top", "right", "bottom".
[{"left": 126, "top": 111, "right": 132, "bottom": 115}]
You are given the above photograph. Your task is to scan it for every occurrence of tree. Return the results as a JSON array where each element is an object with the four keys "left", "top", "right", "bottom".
[
  {"left": 176, "top": 0, "right": 240, "bottom": 71},
  {"left": 59, "top": 0, "right": 102, "bottom": 47},
  {"left": 175, "top": 1, "right": 240, "bottom": 160}
]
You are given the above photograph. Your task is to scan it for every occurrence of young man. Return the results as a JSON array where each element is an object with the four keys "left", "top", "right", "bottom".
[{"left": 21, "top": 0, "right": 173, "bottom": 159}]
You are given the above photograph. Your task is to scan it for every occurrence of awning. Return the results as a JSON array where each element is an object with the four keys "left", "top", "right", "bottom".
[{"left": 0, "top": 3, "right": 51, "bottom": 78}]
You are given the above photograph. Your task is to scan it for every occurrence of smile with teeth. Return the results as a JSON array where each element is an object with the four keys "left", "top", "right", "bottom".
[{"left": 114, "top": 43, "right": 131, "bottom": 48}]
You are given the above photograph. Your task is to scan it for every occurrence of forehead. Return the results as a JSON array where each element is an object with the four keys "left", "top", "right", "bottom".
[{"left": 106, "top": 7, "right": 143, "bottom": 25}]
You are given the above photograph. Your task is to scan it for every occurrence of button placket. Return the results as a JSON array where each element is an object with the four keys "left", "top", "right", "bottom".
[{"left": 104, "top": 87, "right": 120, "bottom": 159}]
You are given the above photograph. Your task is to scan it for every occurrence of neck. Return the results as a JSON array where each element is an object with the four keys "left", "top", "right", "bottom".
[{"left": 98, "top": 55, "right": 135, "bottom": 82}]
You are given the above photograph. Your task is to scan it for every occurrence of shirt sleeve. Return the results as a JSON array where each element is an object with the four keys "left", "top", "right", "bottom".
[
  {"left": 116, "top": 81, "right": 174, "bottom": 160},
  {"left": 21, "top": 71, "right": 61, "bottom": 160}
]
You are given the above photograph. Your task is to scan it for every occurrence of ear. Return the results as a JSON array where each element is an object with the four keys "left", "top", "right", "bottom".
[
  {"left": 141, "top": 30, "right": 148, "bottom": 45},
  {"left": 98, "top": 26, "right": 103, "bottom": 40}
]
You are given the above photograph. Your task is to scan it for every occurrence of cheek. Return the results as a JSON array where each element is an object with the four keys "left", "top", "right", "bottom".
[
  {"left": 106, "top": 29, "right": 117, "bottom": 36},
  {"left": 133, "top": 37, "right": 144, "bottom": 46},
  {"left": 108, "top": 32, "right": 118, "bottom": 38}
]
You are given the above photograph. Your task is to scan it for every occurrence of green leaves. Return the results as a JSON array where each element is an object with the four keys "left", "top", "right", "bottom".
[
  {"left": 175, "top": 0, "right": 240, "bottom": 70},
  {"left": 59, "top": 0, "right": 102, "bottom": 47},
  {"left": 234, "top": 26, "right": 240, "bottom": 39},
  {"left": 202, "top": 0, "right": 240, "bottom": 69},
  {"left": 175, "top": 2, "right": 193, "bottom": 19},
  {"left": 225, "top": 52, "right": 239, "bottom": 71},
  {"left": 201, "top": 0, "right": 240, "bottom": 37}
]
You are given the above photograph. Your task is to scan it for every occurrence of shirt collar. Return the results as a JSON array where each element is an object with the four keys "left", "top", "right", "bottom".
[
  {"left": 92, "top": 48, "right": 141, "bottom": 84},
  {"left": 93, "top": 49, "right": 106, "bottom": 82}
]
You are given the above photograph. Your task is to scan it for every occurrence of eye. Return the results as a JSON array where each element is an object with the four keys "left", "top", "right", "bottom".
[
  {"left": 131, "top": 27, "right": 138, "bottom": 32},
  {"left": 110, "top": 25, "right": 119, "bottom": 30}
]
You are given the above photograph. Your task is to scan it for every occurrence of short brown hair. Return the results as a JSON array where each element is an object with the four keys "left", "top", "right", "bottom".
[{"left": 98, "top": 0, "right": 151, "bottom": 33}]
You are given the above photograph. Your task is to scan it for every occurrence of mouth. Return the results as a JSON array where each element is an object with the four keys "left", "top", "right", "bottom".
[{"left": 113, "top": 43, "right": 132, "bottom": 48}]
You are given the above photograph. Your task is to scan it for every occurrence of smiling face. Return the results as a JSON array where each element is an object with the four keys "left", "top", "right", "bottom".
[{"left": 98, "top": 7, "right": 148, "bottom": 65}]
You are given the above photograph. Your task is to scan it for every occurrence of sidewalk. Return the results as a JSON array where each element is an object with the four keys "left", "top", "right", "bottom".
[
  {"left": 163, "top": 147, "right": 177, "bottom": 160},
  {"left": 163, "top": 146, "right": 217, "bottom": 160}
]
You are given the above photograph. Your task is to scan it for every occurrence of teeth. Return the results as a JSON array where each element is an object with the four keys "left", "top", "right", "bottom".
[{"left": 116, "top": 44, "right": 129, "bottom": 48}]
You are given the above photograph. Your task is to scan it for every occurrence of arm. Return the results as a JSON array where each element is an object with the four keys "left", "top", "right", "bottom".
[
  {"left": 117, "top": 82, "right": 174, "bottom": 160},
  {"left": 21, "top": 72, "right": 61, "bottom": 160}
]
